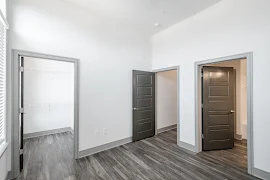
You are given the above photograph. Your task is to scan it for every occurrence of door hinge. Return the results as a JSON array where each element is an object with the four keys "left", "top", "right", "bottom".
[
  {"left": 201, "top": 104, "right": 203, "bottom": 108},
  {"left": 20, "top": 149, "right": 23, "bottom": 155},
  {"left": 19, "top": 108, "right": 24, "bottom": 114},
  {"left": 20, "top": 66, "right": 24, "bottom": 72},
  {"left": 202, "top": 134, "right": 204, "bottom": 139}
]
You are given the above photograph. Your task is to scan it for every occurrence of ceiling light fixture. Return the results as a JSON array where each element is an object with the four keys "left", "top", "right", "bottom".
[{"left": 155, "top": 23, "right": 161, "bottom": 28}]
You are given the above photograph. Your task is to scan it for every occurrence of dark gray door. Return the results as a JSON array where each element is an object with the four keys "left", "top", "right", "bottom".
[
  {"left": 132, "top": 70, "right": 155, "bottom": 141},
  {"left": 202, "top": 66, "right": 235, "bottom": 151},
  {"left": 19, "top": 56, "right": 24, "bottom": 171}
]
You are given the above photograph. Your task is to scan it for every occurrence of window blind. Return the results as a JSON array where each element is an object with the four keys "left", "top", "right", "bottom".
[{"left": 0, "top": 13, "right": 6, "bottom": 146}]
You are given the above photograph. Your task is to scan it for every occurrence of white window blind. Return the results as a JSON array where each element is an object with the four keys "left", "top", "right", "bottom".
[{"left": 0, "top": 10, "right": 7, "bottom": 146}]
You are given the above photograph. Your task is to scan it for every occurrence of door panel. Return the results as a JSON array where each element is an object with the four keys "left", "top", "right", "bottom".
[
  {"left": 209, "top": 115, "right": 229, "bottom": 126},
  {"left": 203, "top": 66, "right": 235, "bottom": 151},
  {"left": 135, "top": 110, "right": 152, "bottom": 120},
  {"left": 137, "top": 98, "right": 152, "bottom": 108},
  {"left": 133, "top": 70, "right": 155, "bottom": 141}
]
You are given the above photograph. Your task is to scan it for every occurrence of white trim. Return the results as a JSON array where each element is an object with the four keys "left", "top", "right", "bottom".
[
  {"left": 5, "top": 171, "right": 11, "bottom": 180},
  {"left": 235, "top": 134, "right": 242, "bottom": 140},
  {"left": 0, "top": 10, "right": 9, "bottom": 29},
  {"left": 253, "top": 168, "right": 270, "bottom": 180},
  {"left": 194, "top": 52, "right": 254, "bottom": 175},
  {"left": 23, "top": 127, "right": 73, "bottom": 139},
  {"left": 157, "top": 124, "right": 177, "bottom": 134},
  {"left": 78, "top": 137, "right": 132, "bottom": 158},
  {"left": 177, "top": 141, "right": 196, "bottom": 153},
  {"left": 0, "top": 142, "right": 9, "bottom": 158}
]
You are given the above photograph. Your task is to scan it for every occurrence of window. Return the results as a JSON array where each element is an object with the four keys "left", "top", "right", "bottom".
[{"left": 0, "top": 10, "right": 8, "bottom": 146}]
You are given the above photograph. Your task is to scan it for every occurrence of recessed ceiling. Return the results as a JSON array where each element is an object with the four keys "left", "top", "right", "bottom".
[{"left": 64, "top": 0, "right": 222, "bottom": 35}]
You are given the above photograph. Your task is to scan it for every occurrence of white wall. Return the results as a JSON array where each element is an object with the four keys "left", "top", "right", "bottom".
[
  {"left": 24, "top": 57, "right": 74, "bottom": 134},
  {"left": 8, "top": 0, "right": 151, "bottom": 152},
  {"left": 156, "top": 70, "right": 177, "bottom": 129},
  {"left": 152, "top": 0, "right": 270, "bottom": 173}
]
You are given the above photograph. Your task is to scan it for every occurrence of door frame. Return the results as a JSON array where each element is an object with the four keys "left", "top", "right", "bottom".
[
  {"left": 152, "top": 66, "right": 180, "bottom": 143},
  {"left": 194, "top": 52, "right": 254, "bottom": 174},
  {"left": 11, "top": 50, "right": 80, "bottom": 178}
]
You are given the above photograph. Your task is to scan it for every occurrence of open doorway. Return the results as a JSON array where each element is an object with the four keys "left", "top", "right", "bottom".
[
  {"left": 11, "top": 50, "right": 79, "bottom": 179},
  {"left": 201, "top": 59, "right": 248, "bottom": 168},
  {"left": 204, "top": 59, "right": 247, "bottom": 141},
  {"left": 23, "top": 57, "right": 74, "bottom": 139},
  {"left": 21, "top": 57, "right": 74, "bottom": 175},
  {"left": 132, "top": 66, "right": 179, "bottom": 144},
  {"left": 195, "top": 52, "right": 253, "bottom": 175},
  {"left": 155, "top": 67, "right": 179, "bottom": 144}
]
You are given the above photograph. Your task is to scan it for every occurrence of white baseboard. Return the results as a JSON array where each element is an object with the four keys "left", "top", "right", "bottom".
[
  {"left": 253, "top": 168, "right": 270, "bottom": 180},
  {"left": 177, "top": 141, "right": 196, "bottom": 153},
  {"left": 24, "top": 127, "right": 73, "bottom": 139},
  {"left": 235, "top": 134, "right": 242, "bottom": 140},
  {"left": 157, "top": 124, "right": 177, "bottom": 134},
  {"left": 5, "top": 171, "right": 11, "bottom": 180},
  {"left": 78, "top": 137, "right": 132, "bottom": 158}
]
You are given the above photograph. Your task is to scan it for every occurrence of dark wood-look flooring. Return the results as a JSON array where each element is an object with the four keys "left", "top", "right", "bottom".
[{"left": 16, "top": 129, "right": 260, "bottom": 180}]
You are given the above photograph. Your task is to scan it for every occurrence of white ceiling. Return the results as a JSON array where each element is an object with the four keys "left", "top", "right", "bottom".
[{"left": 64, "top": 0, "right": 222, "bottom": 35}]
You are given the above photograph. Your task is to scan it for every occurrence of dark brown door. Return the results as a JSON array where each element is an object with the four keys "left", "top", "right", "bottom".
[
  {"left": 132, "top": 70, "right": 155, "bottom": 141},
  {"left": 202, "top": 66, "right": 235, "bottom": 151}
]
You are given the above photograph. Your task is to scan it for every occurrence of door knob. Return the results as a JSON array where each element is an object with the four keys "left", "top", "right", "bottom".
[
  {"left": 230, "top": 110, "right": 235, "bottom": 113},
  {"left": 133, "top": 107, "right": 139, "bottom": 110}
]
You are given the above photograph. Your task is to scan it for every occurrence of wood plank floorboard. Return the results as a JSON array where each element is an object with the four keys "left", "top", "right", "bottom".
[{"left": 16, "top": 129, "right": 260, "bottom": 180}]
